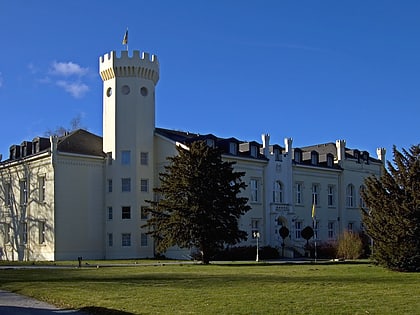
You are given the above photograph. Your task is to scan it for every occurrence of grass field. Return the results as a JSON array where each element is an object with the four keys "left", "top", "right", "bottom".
[{"left": 0, "top": 261, "right": 419, "bottom": 315}]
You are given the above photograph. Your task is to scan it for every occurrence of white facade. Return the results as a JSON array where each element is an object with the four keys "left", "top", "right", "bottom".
[{"left": 0, "top": 49, "right": 384, "bottom": 261}]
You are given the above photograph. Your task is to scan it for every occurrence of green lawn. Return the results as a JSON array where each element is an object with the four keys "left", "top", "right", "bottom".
[{"left": 0, "top": 261, "right": 419, "bottom": 315}]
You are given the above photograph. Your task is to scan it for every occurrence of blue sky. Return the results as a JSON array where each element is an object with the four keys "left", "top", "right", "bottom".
[{"left": 0, "top": 1, "right": 419, "bottom": 162}]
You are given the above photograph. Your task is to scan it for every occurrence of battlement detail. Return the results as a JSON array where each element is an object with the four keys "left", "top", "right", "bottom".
[{"left": 99, "top": 50, "right": 159, "bottom": 84}]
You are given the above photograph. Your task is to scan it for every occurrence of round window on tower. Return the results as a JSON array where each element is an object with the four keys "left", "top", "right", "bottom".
[
  {"left": 140, "top": 87, "right": 148, "bottom": 96},
  {"left": 121, "top": 85, "right": 130, "bottom": 95},
  {"left": 106, "top": 87, "right": 112, "bottom": 97}
]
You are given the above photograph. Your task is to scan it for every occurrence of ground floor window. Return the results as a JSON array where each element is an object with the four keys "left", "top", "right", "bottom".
[
  {"left": 122, "top": 233, "right": 131, "bottom": 247},
  {"left": 108, "top": 233, "right": 113, "bottom": 247},
  {"left": 328, "top": 221, "right": 335, "bottom": 239},
  {"left": 295, "top": 221, "right": 302, "bottom": 239},
  {"left": 141, "top": 233, "right": 148, "bottom": 246}
]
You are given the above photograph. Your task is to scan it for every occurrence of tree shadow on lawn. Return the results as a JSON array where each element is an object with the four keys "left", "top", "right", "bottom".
[{"left": 80, "top": 306, "right": 134, "bottom": 315}]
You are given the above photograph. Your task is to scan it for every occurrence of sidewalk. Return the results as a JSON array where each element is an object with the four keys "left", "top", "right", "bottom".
[{"left": 0, "top": 290, "right": 86, "bottom": 314}]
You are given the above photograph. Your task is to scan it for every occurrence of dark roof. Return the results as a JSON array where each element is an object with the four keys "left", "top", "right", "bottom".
[
  {"left": 57, "top": 129, "right": 105, "bottom": 157},
  {"left": 301, "top": 142, "right": 381, "bottom": 164},
  {"left": 155, "top": 127, "right": 267, "bottom": 160},
  {"left": 1, "top": 129, "right": 105, "bottom": 164},
  {"left": 301, "top": 143, "right": 337, "bottom": 157}
]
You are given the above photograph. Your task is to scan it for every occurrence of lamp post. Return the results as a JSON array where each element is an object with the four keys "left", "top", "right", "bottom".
[{"left": 253, "top": 231, "right": 260, "bottom": 262}]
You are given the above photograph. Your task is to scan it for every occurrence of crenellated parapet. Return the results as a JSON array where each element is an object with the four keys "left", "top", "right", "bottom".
[{"left": 99, "top": 50, "right": 159, "bottom": 85}]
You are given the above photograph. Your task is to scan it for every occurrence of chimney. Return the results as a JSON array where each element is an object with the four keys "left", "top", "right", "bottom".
[
  {"left": 336, "top": 140, "right": 346, "bottom": 161},
  {"left": 284, "top": 138, "right": 293, "bottom": 153},
  {"left": 376, "top": 147, "right": 386, "bottom": 164},
  {"left": 261, "top": 134, "right": 270, "bottom": 157}
]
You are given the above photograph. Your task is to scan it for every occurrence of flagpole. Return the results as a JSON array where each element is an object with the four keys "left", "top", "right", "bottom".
[
  {"left": 122, "top": 28, "right": 128, "bottom": 51},
  {"left": 312, "top": 203, "right": 317, "bottom": 263}
]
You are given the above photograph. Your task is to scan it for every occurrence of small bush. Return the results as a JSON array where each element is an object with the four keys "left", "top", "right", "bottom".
[
  {"left": 306, "top": 241, "right": 338, "bottom": 259},
  {"left": 337, "top": 231, "right": 363, "bottom": 260}
]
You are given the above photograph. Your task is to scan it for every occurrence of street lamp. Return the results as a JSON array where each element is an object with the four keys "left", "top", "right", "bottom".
[{"left": 253, "top": 231, "right": 260, "bottom": 262}]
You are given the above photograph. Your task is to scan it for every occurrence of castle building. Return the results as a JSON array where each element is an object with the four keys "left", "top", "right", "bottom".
[{"left": 0, "top": 49, "right": 384, "bottom": 261}]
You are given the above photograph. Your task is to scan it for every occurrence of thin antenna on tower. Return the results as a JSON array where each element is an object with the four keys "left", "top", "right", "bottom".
[{"left": 122, "top": 28, "right": 128, "bottom": 51}]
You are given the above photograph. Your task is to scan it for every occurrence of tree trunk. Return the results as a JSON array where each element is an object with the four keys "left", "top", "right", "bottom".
[{"left": 200, "top": 248, "right": 210, "bottom": 264}]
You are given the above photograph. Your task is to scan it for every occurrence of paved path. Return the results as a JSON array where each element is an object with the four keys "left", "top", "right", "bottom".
[{"left": 0, "top": 290, "right": 87, "bottom": 315}]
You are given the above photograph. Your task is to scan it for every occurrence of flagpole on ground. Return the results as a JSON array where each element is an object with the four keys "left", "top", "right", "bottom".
[{"left": 312, "top": 203, "right": 317, "bottom": 263}]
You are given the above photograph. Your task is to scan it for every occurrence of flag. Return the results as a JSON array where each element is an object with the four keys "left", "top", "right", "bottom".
[
  {"left": 311, "top": 203, "right": 316, "bottom": 219},
  {"left": 122, "top": 29, "right": 128, "bottom": 45}
]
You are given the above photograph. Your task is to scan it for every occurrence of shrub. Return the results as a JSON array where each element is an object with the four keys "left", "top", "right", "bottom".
[
  {"left": 337, "top": 231, "right": 363, "bottom": 260},
  {"left": 306, "top": 241, "right": 338, "bottom": 259}
]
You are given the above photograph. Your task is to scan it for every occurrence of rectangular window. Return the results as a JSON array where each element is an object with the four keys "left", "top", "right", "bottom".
[
  {"left": 20, "top": 180, "right": 28, "bottom": 205},
  {"left": 314, "top": 220, "right": 319, "bottom": 240},
  {"left": 121, "top": 150, "right": 131, "bottom": 165},
  {"left": 141, "top": 233, "right": 148, "bottom": 246},
  {"left": 328, "top": 221, "right": 335, "bottom": 239},
  {"left": 22, "top": 222, "right": 28, "bottom": 244},
  {"left": 140, "top": 152, "right": 149, "bottom": 165},
  {"left": 347, "top": 185, "right": 355, "bottom": 207},
  {"left": 108, "top": 233, "right": 113, "bottom": 247},
  {"left": 107, "top": 179, "right": 113, "bottom": 193},
  {"left": 107, "top": 207, "right": 113, "bottom": 220},
  {"left": 122, "top": 233, "right": 131, "bottom": 247},
  {"left": 359, "top": 186, "right": 366, "bottom": 208},
  {"left": 1, "top": 223, "right": 10, "bottom": 243},
  {"left": 122, "top": 206, "right": 131, "bottom": 219},
  {"left": 295, "top": 183, "right": 302, "bottom": 204},
  {"left": 140, "top": 179, "right": 149, "bottom": 193},
  {"left": 250, "top": 179, "right": 259, "bottom": 202},
  {"left": 273, "top": 181, "right": 283, "bottom": 203},
  {"left": 38, "top": 221, "right": 46, "bottom": 244},
  {"left": 295, "top": 221, "right": 302, "bottom": 239},
  {"left": 122, "top": 178, "right": 131, "bottom": 192},
  {"left": 312, "top": 184, "right": 319, "bottom": 206},
  {"left": 5, "top": 183, "right": 12, "bottom": 206},
  {"left": 327, "top": 185, "right": 335, "bottom": 207},
  {"left": 39, "top": 176, "right": 46, "bottom": 202},
  {"left": 140, "top": 206, "right": 148, "bottom": 220},
  {"left": 348, "top": 222, "right": 354, "bottom": 233}
]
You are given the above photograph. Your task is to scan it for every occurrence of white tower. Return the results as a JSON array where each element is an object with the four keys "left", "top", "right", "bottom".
[{"left": 99, "top": 50, "right": 159, "bottom": 258}]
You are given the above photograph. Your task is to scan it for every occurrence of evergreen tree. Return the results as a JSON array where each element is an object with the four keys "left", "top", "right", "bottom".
[
  {"left": 361, "top": 145, "right": 420, "bottom": 271},
  {"left": 144, "top": 141, "right": 251, "bottom": 264}
]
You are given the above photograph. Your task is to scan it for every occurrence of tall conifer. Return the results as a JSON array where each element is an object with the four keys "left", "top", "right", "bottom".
[
  {"left": 361, "top": 145, "right": 420, "bottom": 271},
  {"left": 144, "top": 141, "right": 250, "bottom": 264}
]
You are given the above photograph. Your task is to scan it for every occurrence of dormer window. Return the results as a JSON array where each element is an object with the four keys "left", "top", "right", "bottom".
[
  {"left": 250, "top": 146, "right": 258, "bottom": 157},
  {"left": 206, "top": 139, "right": 215, "bottom": 148},
  {"left": 311, "top": 151, "right": 319, "bottom": 165},
  {"left": 327, "top": 154, "right": 334, "bottom": 167},
  {"left": 274, "top": 149, "right": 281, "bottom": 161},
  {"left": 294, "top": 150, "right": 302, "bottom": 163},
  {"left": 362, "top": 151, "right": 369, "bottom": 164},
  {"left": 354, "top": 150, "right": 360, "bottom": 163},
  {"left": 229, "top": 142, "right": 237, "bottom": 155}
]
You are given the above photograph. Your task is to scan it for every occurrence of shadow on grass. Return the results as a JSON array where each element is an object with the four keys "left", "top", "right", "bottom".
[
  {"left": 80, "top": 306, "right": 134, "bottom": 315},
  {"left": 210, "top": 259, "right": 373, "bottom": 267}
]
